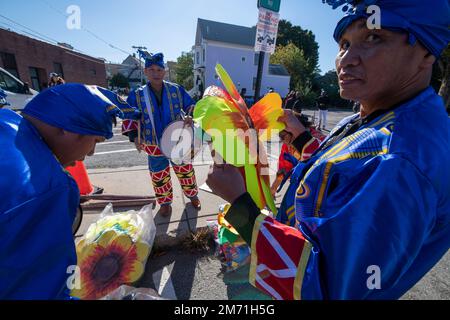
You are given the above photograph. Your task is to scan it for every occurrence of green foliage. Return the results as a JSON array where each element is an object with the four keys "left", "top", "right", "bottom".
[
  {"left": 313, "top": 70, "right": 352, "bottom": 109},
  {"left": 276, "top": 20, "right": 320, "bottom": 75},
  {"left": 176, "top": 52, "right": 194, "bottom": 90},
  {"left": 296, "top": 84, "right": 318, "bottom": 108},
  {"left": 270, "top": 19, "right": 321, "bottom": 102},
  {"left": 271, "top": 43, "right": 314, "bottom": 91},
  {"left": 109, "top": 73, "right": 129, "bottom": 89}
]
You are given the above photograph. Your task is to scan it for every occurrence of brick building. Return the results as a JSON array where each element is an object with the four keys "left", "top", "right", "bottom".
[{"left": 0, "top": 28, "right": 107, "bottom": 91}]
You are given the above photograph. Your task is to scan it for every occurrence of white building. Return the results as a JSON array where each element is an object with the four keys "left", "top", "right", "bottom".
[
  {"left": 193, "top": 18, "right": 291, "bottom": 100},
  {"left": 106, "top": 55, "right": 176, "bottom": 90}
]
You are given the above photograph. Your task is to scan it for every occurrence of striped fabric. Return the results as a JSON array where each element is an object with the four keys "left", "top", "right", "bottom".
[{"left": 249, "top": 214, "right": 312, "bottom": 300}]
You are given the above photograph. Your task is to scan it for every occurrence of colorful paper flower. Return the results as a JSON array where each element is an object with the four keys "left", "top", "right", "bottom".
[{"left": 194, "top": 64, "right": 285, "bottom": 214}]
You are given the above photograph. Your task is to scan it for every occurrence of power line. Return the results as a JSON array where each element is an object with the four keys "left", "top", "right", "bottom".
[
  {"left": 0, "top": 14, "right": 60, "bottom": 45},
  {"left": 0, "top": 18, "right": 107, "bottom": 65},
  {"left": 63, "top": 51, "right": 106, "bottom": 65},
  {"left": 83, "top": 28, "right": 132, "bottom": 56},
  {"left": 39, "top": 0, "right": 66, "bottom": 16}
]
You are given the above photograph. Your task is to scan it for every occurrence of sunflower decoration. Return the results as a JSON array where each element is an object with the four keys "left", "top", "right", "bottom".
[
  {"left": 194, "top": 64, "right": 285, "bottom": 215},
  {"left": 72, "top": 212, "right": 153, "bottom": 300}
]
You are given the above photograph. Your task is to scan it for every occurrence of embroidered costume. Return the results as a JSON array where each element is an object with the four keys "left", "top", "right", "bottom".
[
  {"left": 224, "top": 0, "right": 450, "bottom": 300},
  {"left": 122, "top": 52, "right": 199, "bottom": 206},
  {"left": 0, "top": 84, "right": 139, "bottom": 299}
]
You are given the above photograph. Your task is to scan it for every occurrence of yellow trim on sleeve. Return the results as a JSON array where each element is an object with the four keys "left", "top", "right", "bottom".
[
  {"left": 368, "top": 112, "right": 395, "bottom": 129},
  {"left": 164, "top": 83, "right": 175, "bottom": 121},
  {"left": 300, "top": 137, "right": 316, "bottom": 161},
  {"left": 314, "top": 162, "right": 333, "bottom": 217},
  {"left": 249, "top": 213, "right": 269, "bottom": 287},
  {"left": 293, "top": 240, "right": 313, "bottom": 300}
]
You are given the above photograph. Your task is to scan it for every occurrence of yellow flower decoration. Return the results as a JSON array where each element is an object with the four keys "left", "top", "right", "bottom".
[{"left": 72, "top": 214, "right": 151, "bottom": 300}]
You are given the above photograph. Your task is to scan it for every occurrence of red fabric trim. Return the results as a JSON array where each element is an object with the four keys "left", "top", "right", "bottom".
[
  {"left": 253, "top": 216, "right": 309, "bottom": 300},
  {"left": 122, "top": 120, "right": 139, "bottom": 133}
]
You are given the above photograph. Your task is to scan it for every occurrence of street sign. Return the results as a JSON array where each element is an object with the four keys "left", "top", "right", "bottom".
[
  {"left": 258, "top": 0, "right": 281, "bottom": 13},
  {"left": 255, "top": 7, "right": 280, "bottom": 54}
]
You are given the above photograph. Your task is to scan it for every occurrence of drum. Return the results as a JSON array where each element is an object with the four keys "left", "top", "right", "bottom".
[
  {"left": 73, "top": 205, "right": 83, "bottom": 235},
  {"left": 160, "top": 121, "right": 203, "bottom": 165}
]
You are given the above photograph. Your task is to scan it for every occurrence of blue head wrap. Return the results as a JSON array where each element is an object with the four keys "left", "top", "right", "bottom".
[
  {"left": 326, "top": 0, "right": 450, "bottom": 58},
  {"left": 138, "top": 50, "right": 165, "bottom": 69},
  {"left": 22, "top": 84, "right": 141, "bottom": 139},
  {"left": 0, "top": 88, "right": 9, "bottom": 106}
]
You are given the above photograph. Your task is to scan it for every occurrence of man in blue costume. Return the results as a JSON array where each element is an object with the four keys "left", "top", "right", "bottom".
[
  {"left": 0, "top": 84, "right": 140, "bottom": 300},
  {"left": 206, "top": 0, "right": 450, "bottom": 299},
  {"left": 122, "top": 51, "right": 201, "bottom": 217}
]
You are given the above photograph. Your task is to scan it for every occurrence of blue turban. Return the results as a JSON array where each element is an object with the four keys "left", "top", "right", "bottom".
[
  {"left": 327, "top": 0, "right": 450, "bottom": 58},
  {"left": 0, "top": 89, "right": 8, "bottom": 106},
  {"left": 22, "top": 84, "right": 141, "bottom": 139},
  {"left": 138, "top": 50, "right": 165, "bottom": 69}
]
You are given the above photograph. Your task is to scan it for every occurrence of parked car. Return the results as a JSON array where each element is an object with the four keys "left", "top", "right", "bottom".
[{"left": 0, "top": 67, "right": 38, "bottom": 111}]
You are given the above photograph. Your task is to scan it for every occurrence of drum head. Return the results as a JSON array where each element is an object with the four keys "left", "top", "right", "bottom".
[{"left": 160, "top": 121, "right": 202, "bottom": 165}]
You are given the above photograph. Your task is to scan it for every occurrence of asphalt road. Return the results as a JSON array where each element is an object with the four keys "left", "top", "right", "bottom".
[
  {"left": 139, "top": 244, "right": 449, "bottom": 300},
  {"left": 84, "top": 125, "right": 148, "bottom": 169},
  {"left": 84, "top": 110, "right": 353, "bottom": 170}
]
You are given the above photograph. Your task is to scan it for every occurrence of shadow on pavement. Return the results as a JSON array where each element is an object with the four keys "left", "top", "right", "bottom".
[
  {"left": 137, "top": 246, "right": 214, "bottom": 300},
  {"left": 222, "top": 265, "right": 272, "bottom": 300}
]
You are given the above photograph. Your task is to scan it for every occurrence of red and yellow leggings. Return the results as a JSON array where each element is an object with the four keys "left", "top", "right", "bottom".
[{"left": 145, "top": 145, "right": 198, "bottom": 206}]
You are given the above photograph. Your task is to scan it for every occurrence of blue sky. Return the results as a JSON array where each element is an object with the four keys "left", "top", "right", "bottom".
[{"left": 0, "top": 0, "right": 344, "bottom": 73}]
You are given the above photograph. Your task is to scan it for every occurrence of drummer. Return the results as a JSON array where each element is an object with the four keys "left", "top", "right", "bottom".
[{"left": 122, "top": 51, "right": 201, "bottom": 217}]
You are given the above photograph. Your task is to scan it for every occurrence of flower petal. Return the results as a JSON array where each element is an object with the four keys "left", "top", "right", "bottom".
[
  {"left": 75, "top": 239, "right": 86, "bottom": 256},
  {"left": 215, "top": 64, "right": 248, "bottom": 114},
  {"left": 110, "top": 233, "right": 133, "bottom": 252},
  {"left": 135, "top": 242, "right": 151, "bottom": 261},
  {"left": 97, "top": 230, "right": 117, "bottom": 248},
  {"left": 248, "top": 93, "right": 285, "bottom": 141},
  {"left": 80, "top": 242, "right": 100, "bottom": 262},
  {"left": 124, "top": 260, "right": 145, "bottom": 283}
]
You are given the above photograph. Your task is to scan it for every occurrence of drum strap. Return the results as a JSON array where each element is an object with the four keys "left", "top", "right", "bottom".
[{"left": 143, "top": 85, "right": 159, "bottom": 145}]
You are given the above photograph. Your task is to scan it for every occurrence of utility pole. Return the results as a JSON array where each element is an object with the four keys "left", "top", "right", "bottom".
[
  {"left": 254, "top": 51, "right": 265, "bottom": 102},
  {"left": 132, "top": 45, "right": 147, "bottom": 85},
  {"left": 254, "top": 0, "right": 281, "bottom": 102}
]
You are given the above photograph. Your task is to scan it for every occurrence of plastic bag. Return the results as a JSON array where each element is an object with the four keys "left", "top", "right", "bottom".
[
  {"left": 71, "top": 204, "right": 156, "bottom": 300},
  {"left": 101, "top": 285, "right": 165, "bottom": 300}
]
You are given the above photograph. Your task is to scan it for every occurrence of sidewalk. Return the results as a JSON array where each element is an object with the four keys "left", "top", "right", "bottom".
[
  {"left": 75, "top": 165, "right": 226, "bottom": 247},
  {"left": 76, "top": 163, "right": 287, "bottom": 248}
]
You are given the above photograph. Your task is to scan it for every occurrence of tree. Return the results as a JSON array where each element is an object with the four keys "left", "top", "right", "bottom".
[
  {"left": 175, "top": 52, "right": 194, "bottom": 90},
  {"left": 276, "top": 20, "right": 320, "bottom": 75},
  {"left": 271, "top": 44, "right": 310, "bottom": 88},
  {"left": 109, "top": 73, "right": 129, "bottom": 89},
  {"left": 270, "top": 20, "right": 321, "bottom": 105},
  {"left": 313, "top": 70, "right": 351, "bottom": 109}
]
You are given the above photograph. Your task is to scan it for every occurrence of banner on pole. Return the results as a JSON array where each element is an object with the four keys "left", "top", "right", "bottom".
[{"left": 255, "top": 7, "right": 280, "bottom": 54}]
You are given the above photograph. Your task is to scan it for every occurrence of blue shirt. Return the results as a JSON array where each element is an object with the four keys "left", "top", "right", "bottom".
[
  {"left": 126, "top": 81, "right": 195, "bottom": 145},
  {"left": 0, "top": 110, "right": 79, "bottom": 300},
  {"left": 279, "top": 87, "right": 450, "bottom": 299}
]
